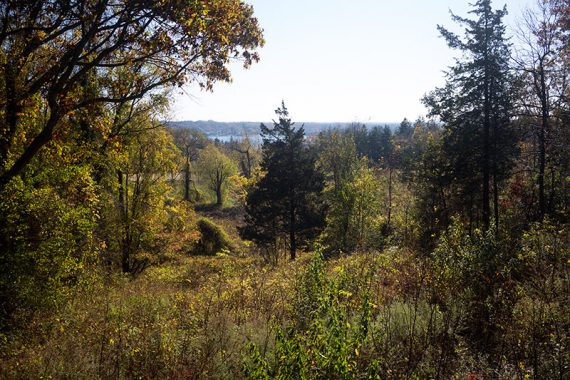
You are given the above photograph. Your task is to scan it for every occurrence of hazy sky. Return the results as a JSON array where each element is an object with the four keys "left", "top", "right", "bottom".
[{"left": 171, "top": 0, "right": 533, "bottom": 123}]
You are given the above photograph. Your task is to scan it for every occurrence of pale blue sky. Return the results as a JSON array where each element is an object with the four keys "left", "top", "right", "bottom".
[{"left": 171, "top": 0, "right": 532, "bottom": 123}]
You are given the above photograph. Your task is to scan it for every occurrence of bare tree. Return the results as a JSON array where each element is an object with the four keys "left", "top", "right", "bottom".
[
  {"left": 513, "top": 0, "right": 568, "bottom": 218},
  {"left": 172, "top": 128, "right": 207, "bottom": 201},
  {"left": 229, "top": 131, "right": 258, "bottom": 179}
]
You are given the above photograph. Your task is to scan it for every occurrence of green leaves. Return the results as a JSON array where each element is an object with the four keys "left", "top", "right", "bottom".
[
  {"left": 321, "top": 158, "right": 385, "bottom": 255},
  {"left": 196, "top": 144, "right": 238, "bottom": 206},
  {"left": 243, "top": 252, "right": 376, "bottom": 379},
  {"left": 0, "top": 164, "right": 98, "bottom": 328},
  {"left": 0, "top": 0, "right": 264, "bottom": 185}
]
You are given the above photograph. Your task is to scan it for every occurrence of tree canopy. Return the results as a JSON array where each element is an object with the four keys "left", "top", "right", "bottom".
[{"left": 0, "top": 0, "right": 264, "bottom": 186}]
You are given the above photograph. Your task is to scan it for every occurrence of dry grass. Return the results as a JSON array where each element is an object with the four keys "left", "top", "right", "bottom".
[
  {"left": 0, "top": 245, "right": 415, "bottom": 379},
  {"left": 1, "top": 224, "right": 567, "bottom": 379},
  {"left": 0, "top": 250, "right": 311, "bottom": 379}
]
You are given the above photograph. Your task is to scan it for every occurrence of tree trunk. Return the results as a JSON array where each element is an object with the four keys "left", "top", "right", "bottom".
[
  {"left": 118, "top": 170, "right": 130, "bottom": 273},
  {"left": 491, "top": 82, "right": 500, "bottom": 232},
  {"left": 482, "top": 63, "right": 491, "bottom": 230},
  {"left": 0, "top": 110, "right": 60, "bottom": 187},
  {"left": 387, "top": 167, "right": 393, "bottom": 231},
  {"left": 538, "top": 126, "right": 546, "bottom": 218},
  {"left": 216, "top": 185, "right": 223, "bottom": 206},
  {"left": 245, "top": 149, "right": 252, "bottom": 178},
  {"left": 538, "top": 66, "right": 548, "bottom": 219},
  {"left": 481, "top": 15, "right": 491, "bottom": 231},
  {"left": 184, "top": 156, "right": 191, "bottom": 201},
  {"left": 118, "top": 170, "right": 125, "bottom": 216},
  {"left": 482, "top": 115, "right": 491, "bottom": 229},
  {"left": 290, "top": 203, "right": 296, "bottom": 261}
]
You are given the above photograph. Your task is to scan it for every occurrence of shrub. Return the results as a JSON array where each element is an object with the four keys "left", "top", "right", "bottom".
[
  {"left": 193, "top": 217, "right": 234, "bottom": 256},
  {"left": 243, "top": 252, "right": 375, "bottom": 379},
  {"left": 504, "top": 222, "right": 570, "bottom": 379},
  {"left": 0, "top": 169, "right": 98, "bottom": 330}
]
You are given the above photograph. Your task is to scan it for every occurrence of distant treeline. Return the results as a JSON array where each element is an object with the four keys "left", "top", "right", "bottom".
[{"left": 167, "top": 120, "right": 400, "bottom": 137}]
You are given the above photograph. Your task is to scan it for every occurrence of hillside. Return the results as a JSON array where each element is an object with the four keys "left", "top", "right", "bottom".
[{"left": 1, "top": 0, "right": 569, "bottom": 379}]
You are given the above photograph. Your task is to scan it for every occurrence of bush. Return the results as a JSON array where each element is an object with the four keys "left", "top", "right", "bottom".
[
  {"left": 431, "top": 219, "right": 520, "bottom": 350},
  {"left": 0, "top": 169, "right": 98, "bottom": 330},
  {"left": 428, "top": 219, "right": 570, "bottom": 378},
  {"left": 243, "top": 252, "right": 375, "bottom": 379},
  {"left": 193, "top": 217, "right": 234, "bottom": 256},
  {"left": 504, "top": 222, "right": 570, "bottom": 379}
]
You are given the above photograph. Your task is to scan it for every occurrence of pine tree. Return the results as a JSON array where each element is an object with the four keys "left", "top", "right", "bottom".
[
  {"left": 423, "top": 0, "right": 515, "bottom": 230},
  {"left": 397, "top": 118, "right": 413, "bottom": 138},
  {"left": 240, "top": 102, "right": 324, "bottom": 260}
]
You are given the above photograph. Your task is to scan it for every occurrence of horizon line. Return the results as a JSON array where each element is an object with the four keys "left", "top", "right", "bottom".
[{"left": 166, "top": 119, "right": 404, "bottom": 124}]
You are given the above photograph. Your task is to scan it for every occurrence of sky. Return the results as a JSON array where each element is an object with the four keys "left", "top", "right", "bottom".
[{"left": 170, "top": 0, "right": 533, "bottom": 123}]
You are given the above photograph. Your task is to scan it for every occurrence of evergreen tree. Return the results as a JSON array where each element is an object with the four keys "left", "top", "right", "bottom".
[
  {"left": 240, "top": 102, "right": 324, "bottom": 260},
  {"left": 423, "top": 0, "right": 515, "bottom": 230},
  {"left": 347, "top": 123, "right": 370, "bottom": 158},
  {"left": 397, "top": 118, "right": 413, "bottom": 137},
  {"left": 367, "top": 125, "right": 394, "bottom": 165}
]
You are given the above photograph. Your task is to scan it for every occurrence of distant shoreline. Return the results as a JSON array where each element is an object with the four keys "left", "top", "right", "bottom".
[{"left": 165, "top": 120, "right": 400, "bottom": 138}]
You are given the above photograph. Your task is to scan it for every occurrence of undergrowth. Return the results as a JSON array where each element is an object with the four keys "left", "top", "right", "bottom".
[{"left": 1, "top": 222, "right": 568, "bottom": 379}]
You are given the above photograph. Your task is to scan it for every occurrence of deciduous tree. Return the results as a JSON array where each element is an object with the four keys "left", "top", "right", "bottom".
[
  {"left": 0, "top": 0, "right": 263, "bottom": 186},
  {"left": 172, "top": 128, "right": 207, "bottom": 201},
  {"left": 320, "top": 158, "right": 384, "bottom": 255},
  {"left": 514, "top": 0, "right": 569, "bottom": 219},
  {"left": 196, "top": 144, "right": 237, "bottom": 206}
]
